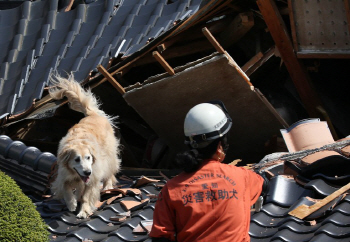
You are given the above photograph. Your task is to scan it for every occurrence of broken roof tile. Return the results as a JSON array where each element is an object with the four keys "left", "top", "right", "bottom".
[{"left": 281, "top": 119, "right": 335, "bottom": 152}]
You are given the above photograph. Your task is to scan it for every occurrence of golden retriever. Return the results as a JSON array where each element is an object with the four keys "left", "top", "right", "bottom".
[{"left": 49, "top": 75, "right": 121, "bottom": 218}]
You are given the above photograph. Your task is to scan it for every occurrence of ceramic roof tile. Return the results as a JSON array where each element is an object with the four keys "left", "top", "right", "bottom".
[
  {"left": 311, "top": 173, "right": 350, "bottom": 186},
  {"left": 309, "top": 233, "right": 350, "bottom": 242},
  {"left": 249, "top": 222, "right": 278, "bottom": 238},
  {"left": 0, "top": 0, "right": 207, "bottom": 118},
  {"left": 105, "top": 202, "right": 129, "bottom": 214},
  {"left": 132, "top": 207, "right": 154, "bottom": 220},
  {"left": 91, "top": 209, "right": 121, "bottom": 224},
  {"left": 109, "top": 226, "right": 149, "bottom": 241},
  {"left": 265, "top": 175, "right": 315, "bottom": 207},
  {"left": 250, "top": 238, "right": 273, "bottom": 242},
  {"left": 315, "top": 223, "right": 350, "bottom": 238},
  {"left": 322, "top": 212, "right": 350, "bottom": 226},
  {"left": 121, "top": 216, "right": 143, "bottom": 230},
  {"left": 66, "top": 226, "right": 109, "bottom": 241},
  {"left": 278, "top": 220, "right": 322, "bottom": 234},
  {"left": 271, "top": 229, "right": 314, "bottom": 241},
  {"left": 80, "top": 217, "right": 120, "bottom": 233},
  {"left": 304, "top": 179, "right": 338, "bottom": 197},
  {"left": 332, "top": 201, "right": 350, "bottom": 216},
  {"left": 48, "top": 220, "right": 79, "bottom": 236},
  {"left": 1, "top": 115, "right": 347, "bottom": 242}
]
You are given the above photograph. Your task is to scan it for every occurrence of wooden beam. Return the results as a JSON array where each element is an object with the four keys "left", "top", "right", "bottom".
[
  {"left": 257, "top": 0, "right": 321, "bottom": 117},
  {"left": 241, "top": 52, "right": 263, "bottom": 72},
  {"left": 289, "top": 182, "right": 350, "bottom": 219},
  {"left": 157, "top": 16, "right": 233, "bottom": 53},
  {"left": 219, "top": 12, "right": 255, "bottom": 48},
  {"left": 97, "top": 65, "right": 125, "bottom": 95},
  {"left": 202, "top": 27, "right": 225, "bottom": 54},
  {"left": 152, "top": 51, "right": 175, "bottom": 75},
  {"left": 245, "top": 46, "right": 276, "bottom": 76},
  {"left": 89, "top": 0, "right": 232, "bottom": 90}
]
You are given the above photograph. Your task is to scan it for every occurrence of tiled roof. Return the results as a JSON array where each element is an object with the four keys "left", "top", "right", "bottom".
[
  {"left": 0, "top": 0, "right": 203, "bottom": 119},
  {"left": 2, "top": 125, "right": 350, "bottom": 241},
  {"left": 0, "top": 134, "right": 56, "bottom": 194},
  {"left": 250, "top": 120, "right": 350, "bottom": 242},
  {"left": 40, "top": 180, "right": 164, "bottom": 242}
]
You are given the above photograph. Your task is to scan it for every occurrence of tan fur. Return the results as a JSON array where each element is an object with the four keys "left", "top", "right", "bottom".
[{"left": 50, "top": 75, "right": 121, "bottom": 218}]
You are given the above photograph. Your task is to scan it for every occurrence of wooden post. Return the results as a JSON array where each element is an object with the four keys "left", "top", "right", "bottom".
[
  {"left": 152, "top": 51, "right": 175, "bottom": 75},
  {"left": 97, "top": 65, "right": 125, "bottom": 95},
  {"left": 257, "top": 0, "right": 321, "bottom": 117}
]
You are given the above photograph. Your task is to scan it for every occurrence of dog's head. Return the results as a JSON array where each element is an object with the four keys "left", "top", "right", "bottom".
[{"left": 58, "top": 145, "right": 95, "bottom": 183}]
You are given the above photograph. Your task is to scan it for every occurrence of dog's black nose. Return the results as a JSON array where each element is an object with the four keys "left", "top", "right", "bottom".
[{"left": 84, "top": 170, "right": 91, "bottom": 176}]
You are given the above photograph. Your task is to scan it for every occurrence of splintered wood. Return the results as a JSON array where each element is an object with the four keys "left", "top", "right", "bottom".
[{"left": 289, "top": 182, "right": 350, "bottom": 219}]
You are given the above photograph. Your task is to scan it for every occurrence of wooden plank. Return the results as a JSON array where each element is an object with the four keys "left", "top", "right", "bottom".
[
  {"left": 97, "top": 65, "right": 125, "bottom": 95},
  {"left": 202, "top": 27, "right": 225, "bottom": 54},
  {"left": 289, "top": 182, "right": 350, "bottom": 219},
  {"left": 241, "top": 52, "right": 263, "bottom": 72},
  {"left": 92, "top": 0, "right": 231, "bottom": 89},
  {"left": 224, "top": 51, "right": 254, "bottom": 87},
  {"left": 257, "top": 0, "right": 321, "bottom": 117},
  {"left": 152, "top": 51, "right": 175, "bottom": 75},
  {"left": 156, "top": 17, "right": 231, "bottom": 53},
  {"left": 289, "top": 0, "right": 350, "bottom": 53},
  {"left": 245, "top": 46, "right": 276, "bottom": 76}
]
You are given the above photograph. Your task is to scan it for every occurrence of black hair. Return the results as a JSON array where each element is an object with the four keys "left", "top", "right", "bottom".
[{"left": 175, "top": 135, "right": 228, "bottom": 173}]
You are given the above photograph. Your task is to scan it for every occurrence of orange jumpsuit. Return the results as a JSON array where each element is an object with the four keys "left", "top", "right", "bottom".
[{"left": 150, "top": 159, "right": 263, "bottom": 242}]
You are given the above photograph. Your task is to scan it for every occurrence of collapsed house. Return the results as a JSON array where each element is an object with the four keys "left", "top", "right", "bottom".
[{"left": 0, "top": 0, "right": 350, "bottom": 241}]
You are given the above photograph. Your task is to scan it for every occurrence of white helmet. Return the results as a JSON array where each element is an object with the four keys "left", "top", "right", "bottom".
[{"left": 184, "top": 101, "right": 232, "bottom": 148}]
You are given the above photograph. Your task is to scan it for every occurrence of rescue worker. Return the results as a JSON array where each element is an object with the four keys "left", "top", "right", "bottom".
[{"left": 150, "top": 101, "right": 268, "bottom": 242}]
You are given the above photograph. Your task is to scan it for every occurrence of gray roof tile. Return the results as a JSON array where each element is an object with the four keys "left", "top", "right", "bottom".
[
  {"left": 0, "top": 0, "right": 204, "bottom": 118},
  {"left": 1, "top": 133, "right": 349, "bottom": 241}
]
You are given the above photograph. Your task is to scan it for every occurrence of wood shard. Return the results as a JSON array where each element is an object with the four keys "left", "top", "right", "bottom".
[{"left": 289, "top": 182, "right": 350, "bottom": 219}]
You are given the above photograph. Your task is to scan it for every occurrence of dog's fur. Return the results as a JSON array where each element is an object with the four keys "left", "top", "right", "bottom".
[{"left": 50, "top": 75, "right": 121, "bottom": 218}]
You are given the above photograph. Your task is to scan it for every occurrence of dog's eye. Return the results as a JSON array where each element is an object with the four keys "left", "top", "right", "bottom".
[
  {"left": 75, "top": 157, "right": 80, "bottom": 162},
  {"left": 86, "top": 156, "right": 90, "bottom": 160}
]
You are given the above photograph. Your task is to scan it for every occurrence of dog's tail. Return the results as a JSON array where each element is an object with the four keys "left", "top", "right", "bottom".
[{"left": 49, "top": 75, "right": 106, "bottom": 118}]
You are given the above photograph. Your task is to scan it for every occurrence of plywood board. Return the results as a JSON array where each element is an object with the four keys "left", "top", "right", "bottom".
[
  {"left": 124, "top": 53, "right": 283, "bottom": 165},
  {"left": 289, "top": 0, "right": 350, "bottom": 58}
]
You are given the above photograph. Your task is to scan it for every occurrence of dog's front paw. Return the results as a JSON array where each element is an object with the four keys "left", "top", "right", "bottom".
[
  {"left": 66, "top": 200, "right": 77, "bottom": 212},
  {"left": 76, "top": 209, "right": 91, "bottom": 218}
]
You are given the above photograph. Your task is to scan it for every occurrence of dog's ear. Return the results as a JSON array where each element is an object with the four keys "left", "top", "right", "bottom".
[
  {"left": 58, "top": 147, "right": 73, "bottom": 165},
  {"left": 87, "top": 147, "right": 96, "bottom": 164}
]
